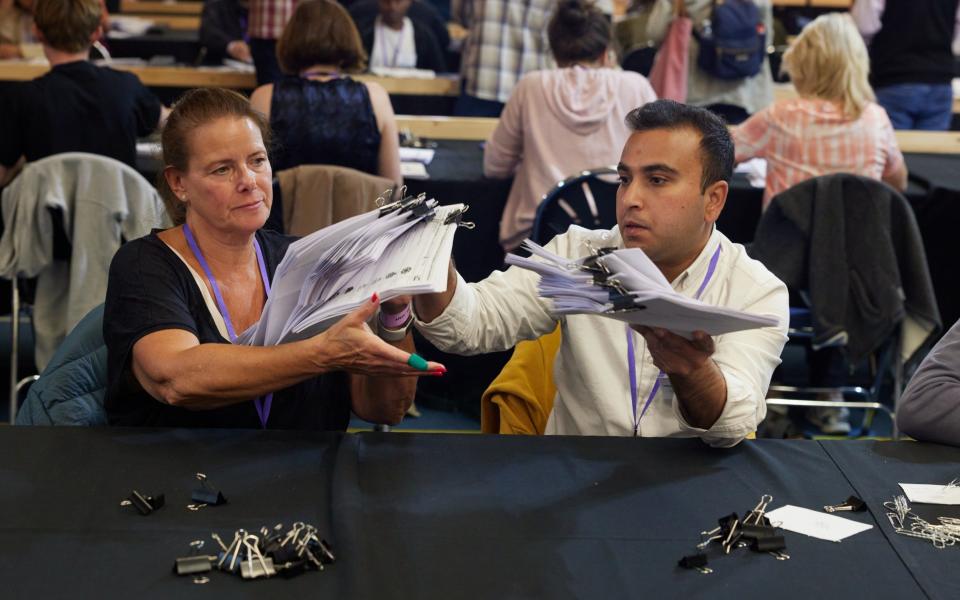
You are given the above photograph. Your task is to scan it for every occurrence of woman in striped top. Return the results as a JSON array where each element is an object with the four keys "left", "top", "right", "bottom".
[{"left": 732, "top": 12, "right": 908, "bottom": 210}]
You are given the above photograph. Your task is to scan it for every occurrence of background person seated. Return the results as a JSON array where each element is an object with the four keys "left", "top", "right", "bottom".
[
  {"left": 898, "top": 318, "right": 960, "bottom": 446},
  {"left": 732, "top": 13, "right": 907, "bottom": 211},
  {"left": 351, "top": 0, "right": 449, "bottom": 72},
  {"left": 733, "top": 14, "right": 908, "bottom": 435},
  {"left": 484, "top": 0, "right": 657, "bottom": 251},
  {"left": 0, "top": 0, "right": 166, "bottom": 186},
  {"left": 104, "top": 88, "right": 443, "bottom": 428},
  {"left": 250, "top": 0, "right": 401, "bottom": 185}
]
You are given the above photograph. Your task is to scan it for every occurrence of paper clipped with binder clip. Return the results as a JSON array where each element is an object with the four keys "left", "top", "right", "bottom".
[
  {"left": 237, "top": 194, "right": 472, "bottom": 346},
  {"left": 504, "top": 239, "right": 780, "bottom": 338}
]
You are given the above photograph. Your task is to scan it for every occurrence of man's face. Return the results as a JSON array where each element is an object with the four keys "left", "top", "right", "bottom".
[
  {"left": 615, "top": 127, "right": 726, "bottom": 278},
  {"left": 378, "top": 0, "right": 412, "bottom": 26}
]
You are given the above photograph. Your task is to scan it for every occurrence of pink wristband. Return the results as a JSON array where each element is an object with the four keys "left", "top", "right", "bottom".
[{"left": 380, "top": 304, "right": 412, "bottom": 329}]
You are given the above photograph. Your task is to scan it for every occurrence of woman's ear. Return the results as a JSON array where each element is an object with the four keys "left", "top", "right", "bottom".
[{"left": 163, "top": 166, "right": 187, "bottom": 201}]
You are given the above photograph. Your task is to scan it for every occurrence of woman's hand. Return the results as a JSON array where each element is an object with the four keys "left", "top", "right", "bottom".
[{"left": 314, "top": 294, "right": 444, "bottom": 376}]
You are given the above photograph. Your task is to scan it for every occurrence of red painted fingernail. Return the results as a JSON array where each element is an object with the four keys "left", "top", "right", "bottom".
[{"left": 371, "top": 292, "right": 378, "bottom": 303}]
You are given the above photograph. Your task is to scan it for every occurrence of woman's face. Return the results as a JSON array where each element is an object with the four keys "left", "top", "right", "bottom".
[{"left": 173, "top": 116, "right": 272, "bottom": 237}]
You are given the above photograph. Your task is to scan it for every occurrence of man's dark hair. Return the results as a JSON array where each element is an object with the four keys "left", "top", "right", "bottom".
[{"left": 624, "top": 100, "right": 734, "bottom": 193}]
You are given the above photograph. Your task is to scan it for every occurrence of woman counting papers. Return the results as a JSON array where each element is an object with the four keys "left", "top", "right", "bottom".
[{"left": 103, "top": 88, "right": 449, "bottom": 429}]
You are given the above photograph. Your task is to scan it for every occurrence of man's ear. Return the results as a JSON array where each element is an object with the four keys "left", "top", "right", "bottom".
[{"left": 703, "top": 179, "right": 728, "bottom": 224}]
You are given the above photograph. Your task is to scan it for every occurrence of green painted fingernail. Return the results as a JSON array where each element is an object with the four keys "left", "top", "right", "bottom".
[{"left": 407, "top": 353, "right": 429, "bottom": 371}]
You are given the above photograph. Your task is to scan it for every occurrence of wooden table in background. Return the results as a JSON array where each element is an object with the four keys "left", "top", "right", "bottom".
[{"left": 0, "top": 61, "right": 461, "bottom": 95}]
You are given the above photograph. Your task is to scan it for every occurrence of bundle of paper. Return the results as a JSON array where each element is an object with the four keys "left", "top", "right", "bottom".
[
  {"left": 504, "top": 240, "right": 780, "bottom": 337},
  {"left": 238, "top": 199, "right": 465, "bottom": 346}
]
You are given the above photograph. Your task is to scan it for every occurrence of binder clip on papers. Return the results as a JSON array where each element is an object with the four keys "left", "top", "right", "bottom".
[
  {"left": 503, "top": 240, "right": 780, "bottom": 337},
  {"left": 235, "top": 193, "right": 471, "bottom": 347}
]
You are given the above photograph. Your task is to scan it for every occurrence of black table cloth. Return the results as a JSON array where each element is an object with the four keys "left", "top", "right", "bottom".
[{"left": 1, "top": 427, "right": 956, "bottom": 598}]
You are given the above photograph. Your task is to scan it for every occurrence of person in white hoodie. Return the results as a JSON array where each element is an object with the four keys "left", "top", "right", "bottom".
[{"left": 483, "top": 0, "right": 657, "bottom": 252}]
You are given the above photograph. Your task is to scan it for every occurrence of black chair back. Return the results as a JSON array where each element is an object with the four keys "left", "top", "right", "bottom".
[{"left": 531, "top": 168, "right": 619, "bottom": 246}]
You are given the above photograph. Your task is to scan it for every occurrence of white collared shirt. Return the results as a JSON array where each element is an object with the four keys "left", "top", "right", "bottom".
[{"left": 415, "top": 226, "right": 789, "bottom": 447}]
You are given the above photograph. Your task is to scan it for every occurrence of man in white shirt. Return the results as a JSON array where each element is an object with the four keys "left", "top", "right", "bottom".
[{"left": 413, "top": 100, "right": 789, "bottom": 447}]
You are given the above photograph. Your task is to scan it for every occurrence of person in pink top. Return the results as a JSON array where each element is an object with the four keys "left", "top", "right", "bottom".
[
  {"left": 732, "top": 12, "right": 908, "bottom": 211},
  {"left": 483, "top": 0, "right": 658, "bottom": 251}
]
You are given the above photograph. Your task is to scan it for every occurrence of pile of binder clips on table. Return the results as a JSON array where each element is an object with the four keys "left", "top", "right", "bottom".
[
  {"left": 174, "top": 522, "right": 336, "bottom": 583},
  {"left": 678, "top": 494, "right": 790, "bottom": 574}
]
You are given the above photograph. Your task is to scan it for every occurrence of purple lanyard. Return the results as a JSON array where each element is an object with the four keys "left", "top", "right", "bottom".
[
  {"left": 183, "top": 223, "right": 273, "bottom": 428},
  {"left": 626, "top": 244, "right": 722, "bottom": 436}
]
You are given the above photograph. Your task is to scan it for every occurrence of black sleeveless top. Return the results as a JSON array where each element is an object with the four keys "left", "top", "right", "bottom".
[{"left": 269, "top": 76, "right": 382, "bottom": 174}]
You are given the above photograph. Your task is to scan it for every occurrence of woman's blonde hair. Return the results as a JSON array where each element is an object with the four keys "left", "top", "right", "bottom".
[{"left": 782, "top": 13, "right": 875, "bottom": 119}]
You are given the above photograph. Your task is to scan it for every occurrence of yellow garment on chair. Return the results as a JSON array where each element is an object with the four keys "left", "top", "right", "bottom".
[
  {"left": 480, "top": 324, "right": 756, "bottom": 439},
  {"left": 481, "top": 325, "right": 561, "bottom": 435}
]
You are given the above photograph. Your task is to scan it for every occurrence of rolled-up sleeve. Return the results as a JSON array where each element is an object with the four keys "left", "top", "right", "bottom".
[
  {"left": 673, "top": 273, "right": 790, "bottom": 447},
  {"left": 415, "top": 263, "right": 559, "bottom": 355}
]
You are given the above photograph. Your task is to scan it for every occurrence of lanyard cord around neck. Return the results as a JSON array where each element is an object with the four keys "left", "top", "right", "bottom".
[
  {"left": 626, "top": 244, "right": 722, "bottom": 436},
  {"left": 377, "top": 19, "right": 404, "bottom": 67},
  {"left": 183, "top": 222, "right": 273, "bottom": 428}
]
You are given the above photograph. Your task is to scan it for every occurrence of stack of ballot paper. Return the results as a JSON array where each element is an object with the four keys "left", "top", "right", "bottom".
[
  {"left": 237, "top": 199, "right": 465, "bottom": 346},
  {"left": 504, "top": 240, "right": 780, "bottom": 337}
]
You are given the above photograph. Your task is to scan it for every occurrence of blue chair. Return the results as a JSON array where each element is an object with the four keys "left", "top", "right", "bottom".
[
  {"left": 531, "top": 167, "right": 619, "bottom": 246},
  {"left": 15, "top": 304, "right": 107, "bottom": 426}
]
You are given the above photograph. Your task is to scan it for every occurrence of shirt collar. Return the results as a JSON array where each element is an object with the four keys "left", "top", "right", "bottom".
[{"left": 671, "top": 227, "right": 722, "bottom": 295}]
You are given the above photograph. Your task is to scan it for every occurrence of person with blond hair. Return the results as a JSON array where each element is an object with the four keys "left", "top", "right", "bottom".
[
  {"left": 0, "top": 0, "right": 165, "bottom": 186},
  {"left": 250, "top": 0, "right": 401, "bottom": 185},
  {"left": 732, "top": 12, "right": 907, "bottom": 210},
  {"left": 733, "top": 13, "right": 908, "bottom": 435}
]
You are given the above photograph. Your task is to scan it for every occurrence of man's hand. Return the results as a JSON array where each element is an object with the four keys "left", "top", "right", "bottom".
[
  {"left": 633, "top": 326, "right": 726, "bottom": 429},
  {"left": 633, "top": 327, "right": 714, "bottom": 376}
]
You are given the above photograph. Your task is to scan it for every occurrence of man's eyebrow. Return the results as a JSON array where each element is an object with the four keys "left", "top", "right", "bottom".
[{"left": 641, "top": 163, "right": 680, "bottom": 176}]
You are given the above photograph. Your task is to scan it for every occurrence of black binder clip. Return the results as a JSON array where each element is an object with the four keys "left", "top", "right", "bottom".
[
  {"left": 677, "top": 553, "right": 712, "bottom": 574},
  {"left": 409, "top": 197, "right": 436, "bottom": 219},
  {"left": 609, "top": 292, "right": 640, "bottom": 311},
  {"left": 443, "top": 204, "right": 476, "bottom": 229},
  {"left": 174, "top": 540, "right": 217, "bottom": 576},
  {"left": 824, "top": 495, "right": 866, "bottom": 513},
  {"left": 121, "top": 490, "right": 165, "bottom": 515},
  {"left": 190, "top": 472, "right": 227, "bottom": 507}
]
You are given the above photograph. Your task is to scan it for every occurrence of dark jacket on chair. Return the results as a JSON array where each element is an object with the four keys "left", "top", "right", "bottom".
[{"left": 748, "top": 174, "right": 940, "bottom": 363}]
